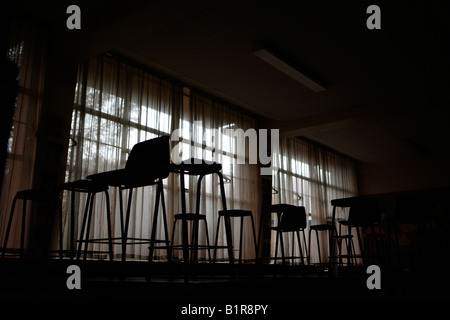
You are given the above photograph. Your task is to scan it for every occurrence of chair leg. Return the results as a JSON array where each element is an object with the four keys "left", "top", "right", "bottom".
[{"left": 2, "top": 195, "right": 18, "bottom": 258}]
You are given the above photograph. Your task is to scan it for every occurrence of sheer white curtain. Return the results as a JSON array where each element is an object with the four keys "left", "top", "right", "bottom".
[
  {"left": 66, "top": 55, "right": 261, "bottom": 261},
  {"left": 67, "top": 55, "right": 183, "bottom": 260},
  {"left": 0, "top": 19, "right": 47, "bottom": 251},
  {"left": 272, "top": 137, "right": 358, "bottom": 263},
  {"left": 174, "top": 91, "right": 261, "bottom": 261}
]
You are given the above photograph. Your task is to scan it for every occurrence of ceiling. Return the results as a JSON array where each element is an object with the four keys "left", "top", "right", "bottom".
[{"left": 9, "top": 0, "right": 450, "bottom": 165}]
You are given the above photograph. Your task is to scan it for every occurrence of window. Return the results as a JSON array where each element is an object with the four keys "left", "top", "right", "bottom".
[
  {"left": 65, "top": 55, "right": 261, "bottom": 261},
  {"left": 272, "top": 137, "right": 358, "bottom": 263}
]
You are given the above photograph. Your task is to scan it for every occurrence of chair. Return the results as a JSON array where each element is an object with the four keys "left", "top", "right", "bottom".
[
  {"left": 330, "top": 197, "right": 383, "bottom": 269},
  {"left": 59, "top": 179, "right": 113, "bottom": 261},
  {"left": 213, "top": 209, "right": 258, "bottom": 264},
  {"left": 308, "top": 222, "right": 337, "bottom": 267},
  {"left": 2, "top": 189, "right": 61, "bottom": 259},
  {"left": 86, "top": 135, "right": 171, "bottom": 262},
  {"left": 265, "top": 204, "right": 308, "bottom": 265}
]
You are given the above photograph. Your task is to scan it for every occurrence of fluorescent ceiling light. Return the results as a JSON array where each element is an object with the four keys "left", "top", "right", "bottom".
[{"left": 253, "top": 48, "right": 326, "bottom": 93}]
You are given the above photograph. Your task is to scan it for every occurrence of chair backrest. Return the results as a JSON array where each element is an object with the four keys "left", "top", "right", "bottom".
[
  {"left": 347, "top": 197, "right": 381, "bottom": 227},
  {"left": 125, "top": 135, "right": 170, "bottom": 179},
  {"left": 278, "top": 205, "right": 307, "bottom": 231}
]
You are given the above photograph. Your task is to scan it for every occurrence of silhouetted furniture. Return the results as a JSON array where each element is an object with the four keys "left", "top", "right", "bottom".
[
  {"left": 86, "top": 136, "right": 171, "bottom": 262},
  {"left": 59, "top": 179, "right": 113, "bottom": 261},
  {"left": 1, "top": 189, "right": 61, "bottom": 259},
  {"left": 308, "top": 221, "right": 338, "bottom": 267},
  {"left": 263, "top": 204, "right": 308, "bottom": 265},
  {"left": 171, "top": 210, "right": 212, "bottom": 262},
  {"left": 335, "top": 218, "right": 358, "bottom": 267},
  {"left": 214, "top": 209, "right": 258, "bottom": 264},
  {"left": 391, "top": 194, "right": 433, "bottom": 266},
  {"left": 169, "top": 158, "right": 233, "bottom": 263},
  {"left": 329, "top": 197, "right": 383, "bottom": 270}
]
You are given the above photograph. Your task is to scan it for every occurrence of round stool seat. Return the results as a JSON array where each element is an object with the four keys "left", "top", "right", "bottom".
[
  {"left": 218, "top": 209, "right": 252, "bottom": 217},
  {"left": 174, "top": 213, "right": 207, "bottom": 220},
  {"left": 60, "top": 179, "right": 108, "bottom": 193}
]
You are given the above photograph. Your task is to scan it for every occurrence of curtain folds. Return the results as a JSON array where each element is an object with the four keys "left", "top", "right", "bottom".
[
  {"left": 0, "top": 19, "right": 47, "bottom": 249},
  {"left": 66, "top": 55, "right": 261, "bottom": 261},
  {"left": 272, "top": 137, "right": 358, "bottom": 263}
]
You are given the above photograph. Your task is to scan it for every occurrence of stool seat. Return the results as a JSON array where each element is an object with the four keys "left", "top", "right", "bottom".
[
  {"left": 310, "top": 224, "right": 334, "bottom": 231},
  {"left": 174, "top": 213, "right": 207, "bottom": 220},
  {"left": 218, "top": 209, "right": 252, "bottom": 217},
  {"left": 169, "top": 158, "right": 222, "bottom": 176},
  {"left": 60, "top": 179, "right": 108, "bottom": 193},
  {"left": 308, "top": 222, "right": 339, "bottom": 267},
  {"left": 59, "top": 179, "right": 113, "bottom": 261},
  {"left": 15, "top": 189, "right": 59, "bottom": 201},
  {"left": 2, "top": 189, "right": 61, "bottom": 259}
]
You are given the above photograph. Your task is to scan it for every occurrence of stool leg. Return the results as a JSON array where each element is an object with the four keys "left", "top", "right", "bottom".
[
  {"left": 213, "top": 215, "right": 222, "bottom": 262},
  {"left": 160, "top": 182, "right": 171, "bottom": 261},
  {"left": 356, "top": 226, "right": 364, "bottom": 266},
  {"left": 191, "top": 218, "right": 197, "bottom": 262},
  {"left": 239, "top": 216, "right": 244, "bottom": 264},
  {"left": 203, "top": 218, "right": 212, "bottom": 263},
  {"left": 70, "top": 190, "right": 76, "bottom": 260},
  {"left": 274, "top": 230, "right": 280, "bottom": 264},
  {"left": 278, "top": 231, "right": 287, "bottom": 265},
  {"left": 295, "top": 231, "right": 304, "bottom": 265},
  {"left": 250, "top": 215, "right": 258, "bottom": 263},
  {"left": 76, "top": 192, "right": 91, "bottom": 260},
  {"left": 2, "top": 195, "right": 18, "bottom": 258},
  {"left": 149, "top": 183, "right": 161, "bottom": 262},
  {"left": 302, "top": 229, "right": 309, "bottom": 265},
  {"left": 315, "top": 230, "right": 322, "bottom": 264},
  {"left": 170, "top": 219, "right": 178, "bottom": 261},
  {"left": 308, "top": 228, "right": 312, "bottom": 264},
  {"left": 122, "top": 188, "right": 134, "bottom": 262},
  {"left": 104, "top": 191, "right": 113, "bottom": 262},
  {"left": 19, "top": 198, "right": 27, "bottom": 258},
  {"left": 58, "top": 195, "right": 63, "bottom": 259},
  {"left": 83, "top": 193, "right": 96, "bottom": 260}
]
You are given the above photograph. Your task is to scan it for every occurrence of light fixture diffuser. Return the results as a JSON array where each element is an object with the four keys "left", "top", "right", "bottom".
[{"left": 253, "top": 48, "right": 326, "bottom": 93}]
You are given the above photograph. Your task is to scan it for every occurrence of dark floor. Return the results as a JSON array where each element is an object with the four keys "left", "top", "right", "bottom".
[{"left": 1, "top": 256, "right": 449, "bottom": 309}]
